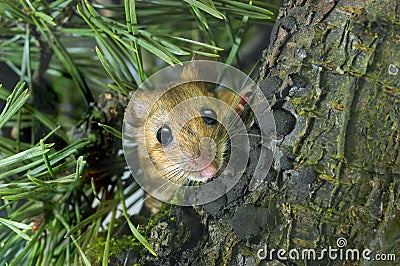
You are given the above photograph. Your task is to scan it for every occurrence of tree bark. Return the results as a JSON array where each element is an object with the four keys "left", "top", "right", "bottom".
[{"left": 132, "top": 0, "right": 400, "bottom": 265}]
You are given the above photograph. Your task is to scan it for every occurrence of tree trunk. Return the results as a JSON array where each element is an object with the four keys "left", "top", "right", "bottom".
[{"left": 134, "top": 0, "right": 400, "bottom": 265}]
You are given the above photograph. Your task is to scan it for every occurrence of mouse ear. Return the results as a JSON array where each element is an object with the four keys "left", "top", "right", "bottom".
[
  {"left": 181, "top": 49, "right": 218, "bottom": 82},
  {"left": 126, "top": 91, "right": 148, "bottom": 127},
  {"left": 180, "top": 60, "right": 199, "bottom": 81}
]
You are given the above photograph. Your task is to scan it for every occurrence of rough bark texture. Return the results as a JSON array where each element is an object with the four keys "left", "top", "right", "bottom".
[{"left": 126, "top": 0, "right": 400, "bottom": 265}]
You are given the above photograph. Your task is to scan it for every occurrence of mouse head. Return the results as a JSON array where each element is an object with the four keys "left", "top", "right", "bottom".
[{"left": 127, "top": 82, "right": 231, "bottom": 184}]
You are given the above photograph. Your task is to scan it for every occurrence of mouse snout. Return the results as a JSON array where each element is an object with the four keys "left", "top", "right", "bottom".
[
  {"left": 196, "top": 137, "right": 217, "bottom": 165},
  {"left": 199, "top": 137, "right": 216, "bottom": 154},
  {"left": 197, "top": 137, "right": 218, "bottom": 179},
  {"left": 199, "top": 161, "right": 217, "bottom": 179},
  {"left": 181, "top": 137, "right": 219, "bottom": 181}
]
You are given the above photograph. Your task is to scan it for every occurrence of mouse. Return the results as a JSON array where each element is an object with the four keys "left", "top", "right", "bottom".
[{"left": 124, "top": 60, "right": 255, "bottom": 210}]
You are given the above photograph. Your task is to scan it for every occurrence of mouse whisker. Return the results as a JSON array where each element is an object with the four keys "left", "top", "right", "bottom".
[
  {"left": 156, "top": 179, "right": 177, "bottom": 196},
  {"left": 166, "top": 166, "right": 194, "bottom": 185},
  {"left": 175, "top": 174, "right": 191, "bottom": 186},
  {"left": 218, "top": 115, "right": 243, "bottom": 137},
  {"left": 228, "top": 132, "right": 261, "bottom": 139},
  {"left": 147, "top": 168, "right": 184, "bottom": 201},
  {"left": 159, "top": 165, "right": 182, "bottom": 178}
]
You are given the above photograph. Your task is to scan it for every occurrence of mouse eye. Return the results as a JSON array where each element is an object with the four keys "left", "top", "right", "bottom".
[
  {"left": 201, "top": 107, "right": 217, "bottom": 125},
  {"left": 156, "top": 124, "right": 173, "bottom": 146}
]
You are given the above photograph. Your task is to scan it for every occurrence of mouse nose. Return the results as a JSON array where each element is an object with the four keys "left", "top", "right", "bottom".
[
  {"left": 184, "top": 137, "right": 217, "bottom": 172},
  {"left": 199, "top": 161, "right": 217, "bottom": 179}
]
